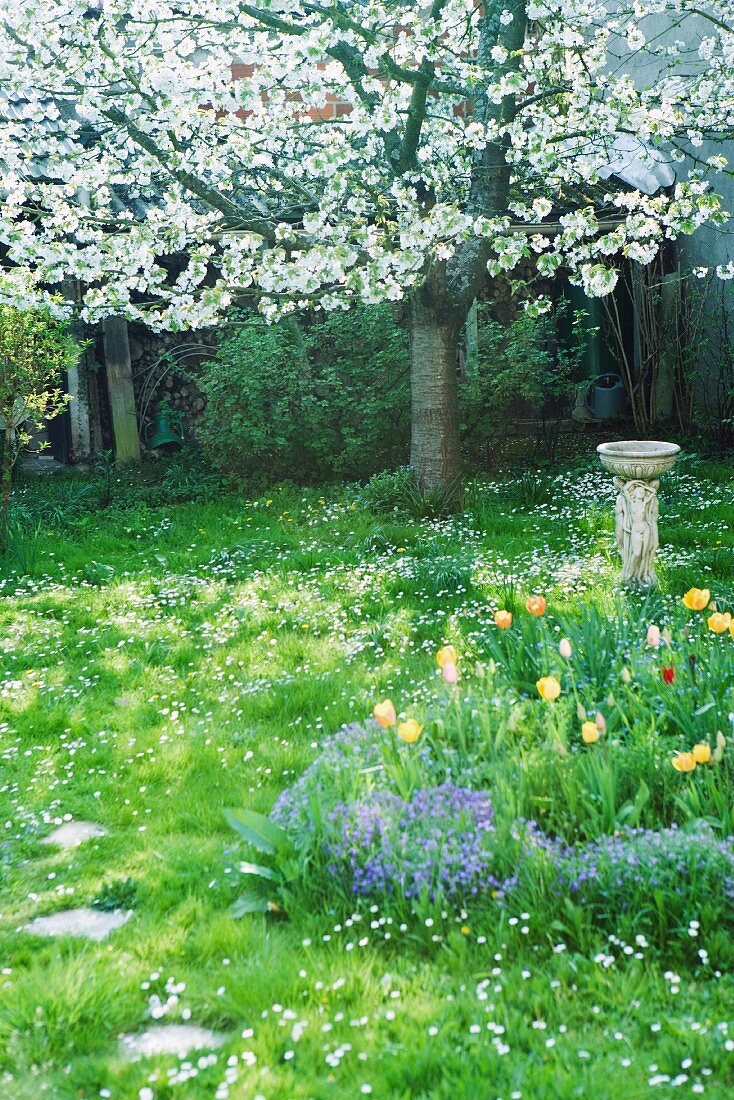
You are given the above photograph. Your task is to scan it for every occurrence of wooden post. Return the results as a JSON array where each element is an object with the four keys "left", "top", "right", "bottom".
[
  {"left": 654, "top": 271, "right": 680, "bottom": 422},
  {"left": 61, "top": 278, "right": 92, "bottom": 461},
  {"left": 102, "top": 316, "right": 141, "bottom": 462}
]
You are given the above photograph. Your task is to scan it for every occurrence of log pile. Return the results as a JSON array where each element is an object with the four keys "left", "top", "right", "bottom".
[{"left": 127, "top": 323, "right": 215, "bottom": 447}]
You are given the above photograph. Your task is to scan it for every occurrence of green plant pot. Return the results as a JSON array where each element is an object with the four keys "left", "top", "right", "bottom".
[{"left": 145, "top": 412, "right": 184, "bottom": 449}]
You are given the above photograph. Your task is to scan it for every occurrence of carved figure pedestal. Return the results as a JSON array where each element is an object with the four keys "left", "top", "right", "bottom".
[
  {"left": 596, "top": 440, "right": 681, "bottom": 590},
  {"left": 613, "top": 477, "right": 659, "bottom": 587}
]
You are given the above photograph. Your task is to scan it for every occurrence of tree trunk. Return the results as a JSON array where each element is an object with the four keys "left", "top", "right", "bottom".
[{"left": 409, "top": 278, "right": 463, "bottom": 503}]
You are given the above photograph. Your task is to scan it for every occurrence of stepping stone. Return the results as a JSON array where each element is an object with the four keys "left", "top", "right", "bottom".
[
  {"left": 120, "top": 1025, "right": 227, "bottom": 1060},
  {"left": 41, "top": 821, "right": 108, "bottom": 849},
  {"left": 21, "top": 907, "right": 132, "bottom": 941}
]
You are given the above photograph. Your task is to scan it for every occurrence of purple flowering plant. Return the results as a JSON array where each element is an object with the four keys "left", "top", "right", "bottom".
[
  {"left": 322, "top": 784, "right": 513, "bottom": 902},
  {"left": 267, "top": 718, "right": 520, "bottom": 908}
]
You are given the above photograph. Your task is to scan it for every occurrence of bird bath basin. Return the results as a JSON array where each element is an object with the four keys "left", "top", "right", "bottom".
[
  {"left": 596, "top": 440, "right": 681, "bottom": 588},
  {"left": 597, "top": 440, "right": 680, "bottom": 481}
]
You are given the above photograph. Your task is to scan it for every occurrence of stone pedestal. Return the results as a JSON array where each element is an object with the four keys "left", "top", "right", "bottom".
[{"left": 597, "top": 441, "right": 681, "bottom": 588}]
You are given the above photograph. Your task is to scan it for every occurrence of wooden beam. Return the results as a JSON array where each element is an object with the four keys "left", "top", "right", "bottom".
[{"left": 102, "top": 316, "right": 141, "bottom": 462}]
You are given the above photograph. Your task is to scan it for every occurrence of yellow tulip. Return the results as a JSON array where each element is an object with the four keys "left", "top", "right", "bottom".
[
  {"left": 494, "top": 610, "right": 513, "bottom": 629},
  {"left": 536, "top": 676, "right": 561, "bottom": 702},
  {"left": 436, "top": 645, "right": 458, "bottom": 669},
  {"left": 671, "top": 752, "right": 697, "bottom": 773},
  {"left": 683, "top": 587, "right": 710, "bottom": 611},
  {"left": 373, "top": 699, "right": 396, "bottom": 728},
  {"left": 692, "top": 742, "right": 711, "bottom": 764},
  {"left": 397, "top": 719, "right": 422, "bottom": 744},
  {"left": 581, "top": 721, "right": 600, "bottom": 744},
  {"left": 708, "top": 611, "right": 732, "bottom": 634}
]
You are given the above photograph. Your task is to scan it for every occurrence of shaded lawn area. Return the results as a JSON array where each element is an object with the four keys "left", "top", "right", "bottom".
[{"left": 1, "top": 456, "right": 734, "bottom": 1098}]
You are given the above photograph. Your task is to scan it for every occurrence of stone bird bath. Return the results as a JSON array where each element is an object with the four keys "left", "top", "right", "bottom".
[{"left": 597, "top": 440, "right": 681, "bottom": 587}]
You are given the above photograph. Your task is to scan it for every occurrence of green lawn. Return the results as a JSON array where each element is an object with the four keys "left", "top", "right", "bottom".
[{"left": 1, "top": 455, "right": 734, "bottom": 1099}]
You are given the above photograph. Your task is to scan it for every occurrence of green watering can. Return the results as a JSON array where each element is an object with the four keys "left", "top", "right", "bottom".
[{"left": 144, "top": 410, "right": 184, "bottom": 449}]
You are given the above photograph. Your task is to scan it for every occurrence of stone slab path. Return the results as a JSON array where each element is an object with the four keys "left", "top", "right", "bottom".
[
  {"left": 120, "top": 1025, "right": 227, "bottom": 1060},
  {"left": 41, "top": 821, "right": 109, "bottom": 849},
  {"left": 21, "top": 907, "right": 132, "bottom": 941},
  {"left": 20, "top": 818, "right": 227, "bottom": 1065}
]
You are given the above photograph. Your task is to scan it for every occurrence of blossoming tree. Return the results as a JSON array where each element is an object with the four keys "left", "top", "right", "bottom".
[{"left": 0, "top": 1, "right": 732, "bottom": 494}]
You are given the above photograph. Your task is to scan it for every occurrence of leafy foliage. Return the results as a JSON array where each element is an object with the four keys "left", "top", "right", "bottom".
[
  {"left": 460, "top": 302, "right": 586, "bottom": 465},
  {"left": 198, "top": 307, "right": 409, "bottom": 482},
  {"left": 0, "top": 306, "right": 79, "bottom": 544},
  {"left": 92, "top": 877, "right": 138, "bottom": 912}
]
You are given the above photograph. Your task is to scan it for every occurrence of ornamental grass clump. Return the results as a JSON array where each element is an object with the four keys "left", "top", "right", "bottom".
[{"left": 323, "top": 784, "right": 511, "bottom": 902}]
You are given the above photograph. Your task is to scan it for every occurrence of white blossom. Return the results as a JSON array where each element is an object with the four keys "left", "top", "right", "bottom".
[{"left": 0, "top": 0, "right": 730, "bottom": 323}]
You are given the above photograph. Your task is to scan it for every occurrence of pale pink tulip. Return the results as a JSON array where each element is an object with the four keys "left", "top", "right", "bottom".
[
  {"left": 442, "top": 661, "right": 459, "bottom": 684},
  {"left": 559, "top": 638, "right": 572, "bottom": 660},
  {"left": 646, "top": 624, "right": 661, "bottom": 648}
]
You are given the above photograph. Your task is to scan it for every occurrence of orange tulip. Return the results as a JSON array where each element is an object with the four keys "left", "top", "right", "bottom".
[
  {"left": 525, "top": 595, "right": 547, "bottom": 617},
  {"left": 536, "top": 676, "right": 561, "bottom": 702},
  {"left": 373, "top": 699, "right": 396, "bottom": 728},
  {"left": 708, "top": 611, "right": 732, "bottom": 634},
  {"left": 683, "top": 588, "right": 710, "bottom": 611},
  {"left": 494, "top": 610, "right": 513, "bottom": 629},
  {"left": 671, "top": 752, "right": 696, "bottom": 773}
]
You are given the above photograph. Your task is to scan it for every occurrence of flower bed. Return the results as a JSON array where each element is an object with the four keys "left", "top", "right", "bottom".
[{"left": 235, "top": 585, "right": 734, "bottom": 951}]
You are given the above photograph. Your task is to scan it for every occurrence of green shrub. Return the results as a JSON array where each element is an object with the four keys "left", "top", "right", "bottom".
[
  {"left": 197, "top": 306, "right": 409, "bottom": 482},
  {"left": 301, "top": 306, "right": 410, "bottom": 477},
  {"left": 358, "top": 465, "right": 460, "bottom": 519},
  {"left": 460, "top": 303, "right": 585, "bottom": 466},
  {"left": 197, "top": 320, "right": 310, "bottom": 480},
  {"left": 0, "top": 306, "right": 80, "bottom": 548}
]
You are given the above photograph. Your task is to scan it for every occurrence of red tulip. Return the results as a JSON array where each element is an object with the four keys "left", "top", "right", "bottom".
[{"left": 662, "top": 667, "right": 675, "bottom": 684}]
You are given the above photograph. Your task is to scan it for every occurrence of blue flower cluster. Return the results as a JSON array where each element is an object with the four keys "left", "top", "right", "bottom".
[
  {"left": 270, "top": 726, "right": 734, "bottom": 921},
  {"left": 529, "top": 823, "right": 734, "bottom": 910},
  {"left": 323, "top": 783, "right": 509, "bottom": 900},
  {"left": 271, "top": 723, "right": 387, "bottom": 839}
]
